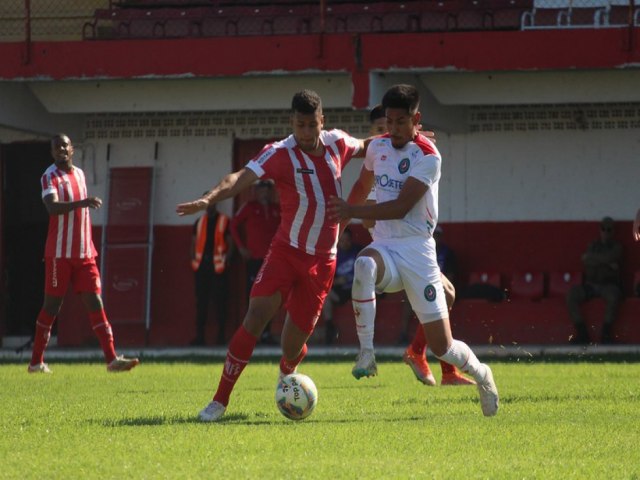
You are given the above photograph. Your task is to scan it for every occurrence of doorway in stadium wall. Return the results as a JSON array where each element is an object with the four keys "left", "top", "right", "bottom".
[
  {"left": 0, "top": 142, "right": 51, "bottom": 345},
  {"left": 228, "top": 138, "right": 278, "bottom": 332}
]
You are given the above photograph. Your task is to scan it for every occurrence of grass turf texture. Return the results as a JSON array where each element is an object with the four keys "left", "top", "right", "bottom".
[{"left": 1, "top": 360, "right": 639, "bottom": 479}]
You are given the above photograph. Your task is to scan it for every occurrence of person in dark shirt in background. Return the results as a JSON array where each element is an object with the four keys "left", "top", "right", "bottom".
[
  {"left": 567, "top": 216, "right": 623, "bottom": 344},
  {"left": 230, "top": 180, "right": 280, "bottom": 344}
]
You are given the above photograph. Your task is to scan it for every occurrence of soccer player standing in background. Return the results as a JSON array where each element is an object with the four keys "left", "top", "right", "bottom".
[
  {"left": 329, "top": 84, "right": 499, "bottom": 416},
  {"left": 28, "top": 134, "right": 140, "bottom": 374},
  {"left": 177, "top": 90, "right": 364, "bottom": 422}
]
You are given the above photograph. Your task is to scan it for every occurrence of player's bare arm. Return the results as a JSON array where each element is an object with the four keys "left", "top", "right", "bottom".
[
  {"left": 43, "top": 193, "right": 102, "bottom": 216},
  {"left": 329, "top": 176, "right": 427, "bottom": 222},
  {"left": 176, "top": 167, "right": 259, "bottom": 217},
  {"left": 337, "top": 165, "right": 375, "bottom": 233},
  {"left": 346, "top": 165, "right": 376, "bottom": 208}
]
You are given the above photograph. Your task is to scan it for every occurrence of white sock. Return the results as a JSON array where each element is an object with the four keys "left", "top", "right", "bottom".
[
  {"left": 352, "top": 256, "right": 377, "bottom": 351},
  {"left": 437, "top": 339, "right": 488, "bottom": 383}
]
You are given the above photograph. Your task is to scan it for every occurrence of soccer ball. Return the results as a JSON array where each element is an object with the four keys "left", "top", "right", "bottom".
[{"left": 275, "top": 373, "right": 318, "bottom": 421}]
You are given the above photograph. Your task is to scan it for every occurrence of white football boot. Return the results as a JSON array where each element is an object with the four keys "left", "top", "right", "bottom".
[
  {"left": 477, "top": 364, "right": 499, "bottom": 417},
  {"left": 198, "top": 400, "right": 226, "bottom": 422},
  {"left": 28, "top": 363, "right": 52, "bottom": 374},
  {"left": 352, "top": 348, "right": 377, "bottom": 379},
  {"left": 107, "top": 355, "right": 140, "bottom": 372}
]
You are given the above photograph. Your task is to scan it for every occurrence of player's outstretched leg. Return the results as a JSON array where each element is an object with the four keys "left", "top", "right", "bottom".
[
  {"left": 437, "top": 339, "right": 498, "bottom": 416},
  {"left": 351, "top": 256, "right": 378, "bottom": 379},
  {"left": 199, "top": 325, "right": 258, "bottom": 422}
]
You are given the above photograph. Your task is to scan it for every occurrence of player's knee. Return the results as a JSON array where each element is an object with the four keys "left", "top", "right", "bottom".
[
  {"left": 431, "top": 339, "right": 450, "bottom": 358},
  {"left": 42, "top": 295, "right": 64, "bottom": 316},
  {"left": 354, "top": 256, "right": 377, "bottom": 283}
]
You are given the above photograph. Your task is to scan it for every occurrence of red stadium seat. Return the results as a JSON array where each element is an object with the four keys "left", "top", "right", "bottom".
[
  {"left": 509, "top": 271, "right": 544, "bottom": 300},
  {"left": 548, "top": 271, "right": 582, "bottom": 298},
  {"left": 468, "top": 271, "right": 501, "bottom": 288}
]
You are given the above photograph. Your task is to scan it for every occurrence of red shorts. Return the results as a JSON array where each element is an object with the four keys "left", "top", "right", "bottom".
[
  {"left": 44, "top": 257, "right": 102, "bottom": 297},
  {"left": 251, "top": 242, "right": 336, "bottom": 334}
]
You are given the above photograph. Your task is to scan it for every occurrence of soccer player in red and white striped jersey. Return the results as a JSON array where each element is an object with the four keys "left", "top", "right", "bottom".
[
  {"left": 177, "top": 90, "right": 366, "bottom": 422},
  {"left": 28, "top": 134, "right": 139, "bottom": 374}
]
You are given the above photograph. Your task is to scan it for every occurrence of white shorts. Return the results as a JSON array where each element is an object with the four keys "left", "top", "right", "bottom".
[{"left": 371, "top": 236, "right": 448, "bottom": 324}]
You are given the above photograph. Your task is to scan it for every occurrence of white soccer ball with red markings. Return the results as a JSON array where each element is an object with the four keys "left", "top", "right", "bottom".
[{"left": 275, "top": 373, "right": 318, "bottom": 421}]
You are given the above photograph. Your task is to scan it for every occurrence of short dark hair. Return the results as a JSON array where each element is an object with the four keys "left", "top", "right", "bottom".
[
  {"left": 382, "top": 84, "right": 419, "bottom": 115},
  {"left": 369, "top": 104, "right": 385, "bottom": 123},
  {"left": 51, "top": 133, "right": 70, "bottom": 148},
  {"left": 291, "top": 90, "right": 322, "bottom": 115}
]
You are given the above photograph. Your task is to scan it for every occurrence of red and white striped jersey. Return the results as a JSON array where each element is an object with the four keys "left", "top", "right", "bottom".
[
  {"left": 246, "top": 129, "right": 361, "bottom": 258},
  {"left": 41, "top": 164, "right": 98, "bottom": 259}
]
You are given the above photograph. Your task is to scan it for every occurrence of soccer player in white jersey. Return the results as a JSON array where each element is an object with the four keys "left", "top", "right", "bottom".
[
  {"left": 363, "top": 106, "right": 475, "bottom": 387},
  {"left": 177, "top": 90, "right": 365, "bottom": 422},
  {"left": 28, "top": 134, "right": 139, "bottom": 374},
  {"left": 329, "top": 85, "right": 499, "bottom": 416}
]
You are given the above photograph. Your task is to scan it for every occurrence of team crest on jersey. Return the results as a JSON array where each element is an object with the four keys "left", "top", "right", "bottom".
[
  {"left": 424, "top": 284, "right": 436, "bottom": 302},
  {"left": 398, "top": 158, "right": 410, "bottom": 174}
]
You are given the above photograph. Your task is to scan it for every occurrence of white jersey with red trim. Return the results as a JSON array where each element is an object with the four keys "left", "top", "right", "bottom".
[
  {"left": 41, "top": 164, "right": 98, "bottom": 259},
  {"left": 364, "top": 133, "right": 441, "bottom": 241},
  {"left": 246, "top": 129, "right": 360, "bottom": 258}
]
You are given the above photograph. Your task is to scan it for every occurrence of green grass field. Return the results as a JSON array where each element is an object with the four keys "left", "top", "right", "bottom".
[{"left": 1, "top": 358, "right": 639, "bottom": 479}]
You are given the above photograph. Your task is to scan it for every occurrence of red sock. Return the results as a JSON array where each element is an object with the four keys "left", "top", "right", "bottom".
[
  {"left": 440, "top": 360, "right": 457, "bottom": 375},
  {"left": 213, "top": 325, "right": 258, "bottom": 407},
  {"left": 280, "top": 343, "right": 308, "bottom": 375},
  {"left": 88, "top": 309, "right": 116, "bottom": 364},
  {"left": 410, "top": 325, "right": 427, "bottom": 356},
  {"left": 30, "top": 310, "right": 56, "bottom": 366}
]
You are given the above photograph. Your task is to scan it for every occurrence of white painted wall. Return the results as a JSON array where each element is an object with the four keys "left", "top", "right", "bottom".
[
  {"left": 83, "top": 136, "right": 235, "bottom": 226},
  {"left": 81, "top": 127, "right": 639, "bottom": 227},
  {"left": 437, "top": 129, "right": 640, "bottom": 222}
]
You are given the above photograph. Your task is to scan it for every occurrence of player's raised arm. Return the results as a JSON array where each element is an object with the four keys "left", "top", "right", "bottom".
[{"left": 176, "top": 167, "right": 259, "bottom": 217}]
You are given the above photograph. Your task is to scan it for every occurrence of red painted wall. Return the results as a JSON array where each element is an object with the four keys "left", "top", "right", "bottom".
[
  {"left": 2, "top": 29, "right": 639, "bottom": 107},
  {"left": 56, "top": 220, "right": 639, "bottom": 347}
]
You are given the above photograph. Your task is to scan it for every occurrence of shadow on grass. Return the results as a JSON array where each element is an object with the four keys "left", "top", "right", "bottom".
[
  {"left": 94, "top": 411, "right": 441, "bottom": 427},
  {"left": 96, "top": 413, "right": 250, "bottom": 427}
]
